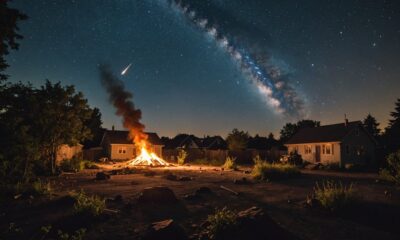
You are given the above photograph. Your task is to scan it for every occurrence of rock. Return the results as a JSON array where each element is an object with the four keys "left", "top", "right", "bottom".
[
  {"left": 143, "top": 219, "right": 187, "bottom": 240},
  {"left": 165, "top": 173, "right": 178, "bottom": 181},
  {"left": 137, "top": 186, "right": 178, "bottom": 204},
  {"left": 306, "top": 195, "right": 320, "bottom": 208},
  {"left": 195, "top": 187, "right": 213, "bottom": 195},
  {"left": 234, "top": 177, "right": 249, "bottom": 185},
  {"left": 114, "top": 195, "right": 123, "bottom": 202},
  {"left": 184, "top": 194, "right": 202, "bottom": 201},
  {"left": 143, "top": 171, "right": 156, "bottom": 177},
  {"left": 96, "top": 172, "right": 110, "bottom": 180},
  {"left": 178, "top": 176, "right": 192, "bottom": 181},
  {"left": 243, "top": 170, "right": 251, "bottom": 174}
]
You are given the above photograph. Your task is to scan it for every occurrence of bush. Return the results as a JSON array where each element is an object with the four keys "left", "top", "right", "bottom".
[
  {"left": 223, "top": 156, "right": 237, "bottom": 170},
  {"left": 252, "top": 161, "right": 300, "bottom": 181},
  {"left": 177, "top": 149, "right": 188, "bottom": 165},
  {"left": 57, "top": 228, "right": 86, "bottom": 240},
  {"left": 70, "top": 190, "right": 105, "bottom": 216},
  {"left": 83, "top": 160, "right": 99, "bottom": 169},
  {"left": 379, "top": 150, "right": 400, "bottom": 184},
  {"left": 1, "top": 179, "right": 52, "bottom": 200},
  {"left": 206, "top": 207, "right": 237, "bottom": 240},
  {"left": 314, "top": 180, "right": 358, "bottom": 211},
  {"left": 287, "top": 151, "right": 303, "bottom": 165},
  {"left": 60, "top": 156, "right": 85, "bottom": 172}
]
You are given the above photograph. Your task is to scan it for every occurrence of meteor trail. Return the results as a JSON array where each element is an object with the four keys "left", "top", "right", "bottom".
[{"left": 121, "top": 63, "right": 132, "bottom": 75}]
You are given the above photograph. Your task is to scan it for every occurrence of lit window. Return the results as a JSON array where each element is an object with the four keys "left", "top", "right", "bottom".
[
  {"left": 322, "top": 145, "right": 326, "bottom": 154},
  {"left": 304, "top": 145, "right": 312, "bottom": 154},
  {"left": 326, "top": 144, "right": 331, "bottom": 154},
  {"left": 119, "top": 147, "right": 127, "bottom": 154}
]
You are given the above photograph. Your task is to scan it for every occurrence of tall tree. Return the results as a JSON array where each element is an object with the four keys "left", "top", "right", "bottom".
[
  {"left": 0, "top": 1, "right": 27, "bottom": 80},
  {"left": 83, "top": 107, "right": 103, "bottom": 149},
  {"left": 363, "top": 114, "right": 380, "bottom": 138},
  {"left": 279, "top": 119, "right": 320, "bottom": 142},
  {"left": 226, "top": 128, "right": 249, "bottom": 151},
  {"left": 384, "top": 98, "right": 400, "bottom": 153}
]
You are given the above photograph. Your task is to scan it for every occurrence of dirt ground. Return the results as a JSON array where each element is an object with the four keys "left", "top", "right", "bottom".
[{"left": 2, "top": 164, "right": 400, "bottom": 240}]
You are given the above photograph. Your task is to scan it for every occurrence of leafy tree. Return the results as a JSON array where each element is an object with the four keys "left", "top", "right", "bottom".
[
  {"left": 226, "top": 128, "right": 249, "bottom": 151},
  {"left": 363, "top": 114, "right": 380, "bottom": 138},
  {"left": 0, "top": 80, "right": 95, "bottom": 180},
  {"left": 83, "top": 107, "right": 103, "bottom": 149},
  {"left": 383, "top": 98, "right": 400, "bottom": 153},
  {"left": 279, "top": 119, "right": 320, "bottom": 142},
  {"left": 0, "top": 1, "right": 27, "bottom": 80}
]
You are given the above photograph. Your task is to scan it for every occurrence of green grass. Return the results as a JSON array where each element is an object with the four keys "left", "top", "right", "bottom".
[
  {"left": 70, "top": 190, "right": 105, "bottom": 216},
  {"left": 222, "top": 156, "right": 237, "bottom": 170},
  {"left": 251, "top": 161, "right": 300, "bottom": 181},
  {"left": 206, "top": 207, "right": 237, "bottom": 240},
  {"left": 314, "top": 180, "right": 358, "bottom": 211},
  {"left": 379, "top": 150, "right": 400, "bottom": 184},
  {"left": 177, "top": 149, "right": 188, "bottom": 165}
]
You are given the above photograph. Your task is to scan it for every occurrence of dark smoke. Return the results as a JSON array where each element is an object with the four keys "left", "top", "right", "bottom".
[{"left": 99, "top": 64, "right": 148, "bottom": 146}]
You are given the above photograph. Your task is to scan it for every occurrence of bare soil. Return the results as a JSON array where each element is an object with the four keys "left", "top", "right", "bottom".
[{"left": 1, "top": 164, "right": 400, "bottom": 240}]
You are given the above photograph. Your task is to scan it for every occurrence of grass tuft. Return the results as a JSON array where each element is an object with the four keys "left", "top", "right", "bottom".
[
  {"left": 222, "top": 156, "right": 237, "bottom": 170},
  {"left": 251, "top": 161, "right": 300, "bottom": 181},
  {"left": 70, "top": 190, "right": 105, "bottom": 216},
  {"left": 206, "top": 207, "right": 237, "bottom": 240},
  {"left": 314, "top": 180, "right": 358, "bottom": 211}
]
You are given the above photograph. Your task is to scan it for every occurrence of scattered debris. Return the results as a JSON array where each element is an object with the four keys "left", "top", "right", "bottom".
[
  {"left": 220, "top": 185, "right": 239, "bottom": 195},
  {"left": 243, "top": 170, "right": 251, "bottom": 174},
  {"left": 138, "top": 187, "right": 178, "bottom": 204},
  {"left": 165, "top": 173, "right": 178, "bottom": 181},
  {"left": 143, "top": 171, "right": 156, "bottom": 177},
  {"left": 195, "top": 187, "right": 213, "bottom": 195},
  {"left": 142, "top": 219, "right": 187, "bottom": 240},
  {"left": 96, "top": 172, "right": 110, "bottom": 180},
  {"left": 178, "top": 176, "right": 192, "bottom": 181},
  {"left": 183, "top": 193, "right": 201, "bottom": 201}
]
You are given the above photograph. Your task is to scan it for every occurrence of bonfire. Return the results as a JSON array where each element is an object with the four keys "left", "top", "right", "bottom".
[{"left": 128, "top": 142, "right": 169, "bottom": 166}]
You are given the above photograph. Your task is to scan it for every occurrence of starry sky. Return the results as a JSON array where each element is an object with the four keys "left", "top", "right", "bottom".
[{"left": 6, "top": 0, "right": 400, "bottom": 137}]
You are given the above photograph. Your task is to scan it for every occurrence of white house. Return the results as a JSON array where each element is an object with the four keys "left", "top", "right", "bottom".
[
  {"left": 285, "top": 120, "right": 377, "bottom": 166},
  {"left": 100, "top": 130, "right": 164, "bottom": 161}
]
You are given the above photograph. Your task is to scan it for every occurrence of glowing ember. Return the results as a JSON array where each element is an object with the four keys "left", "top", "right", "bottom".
[{"left": 128, "top": 145, "right": 169, "bottom": 166}]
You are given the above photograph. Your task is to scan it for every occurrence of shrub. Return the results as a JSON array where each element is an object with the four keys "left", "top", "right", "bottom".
[
  {"left": 60, "top": 156, "right": 85, "bottom": 172},
  {"left": 287, "top": 151, "right": 303, "bottom": 165},
  {"left": 177, "top": 149, "right": 188, "bottom": 165},
  {"left": 223, "top": 156, "right": 237, "bottom": 170},
  {"left": 252, "top": 161, "right": 300, "bottom": 181},
  {"left": 379, "top": 150, "right": 400, "bottom": 184},
  {"left": 57, "top": 228, "right": 86, "bottom": 240},
  {"left": 70, "top": 190, "right": 105, "bottom": 216},
  {"left": 314, "top": 180, "right": 358, "bottom": 211},
  {"left": 206, "top": 207, "right": 237, "bottom": 240},
  {"left": 83, "top": 160, "right": 99, "bottom": 169}
]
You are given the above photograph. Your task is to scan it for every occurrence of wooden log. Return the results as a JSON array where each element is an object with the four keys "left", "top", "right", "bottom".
[{"left": 220, "top": 185, "right": 239, "bottom": 195}]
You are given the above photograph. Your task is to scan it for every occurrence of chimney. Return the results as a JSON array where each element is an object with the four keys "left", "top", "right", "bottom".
[
  {"left": 344, "top": 114, "right": 349, "bottom": 127},
  {"left": 112, "top": 125, "right": 115, "bottom": 131}
]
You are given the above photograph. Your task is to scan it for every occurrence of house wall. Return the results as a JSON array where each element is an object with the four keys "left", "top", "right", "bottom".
[
  {"left": 109, "top": 144, "right": 163, "bottom": 160},
  {"left": 341, "top": 128, "right": 376, "bottom": 166},
  {"left": 110, "top": 144, "right": 136, "bottom": 160},
  {"left": 286, "top": 142, "right": 341, "bottom": 165}
]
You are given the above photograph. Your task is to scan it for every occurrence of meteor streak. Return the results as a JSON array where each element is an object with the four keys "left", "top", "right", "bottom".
[{"left": 121, "top": 63, "right": 132, "bottom": 75}]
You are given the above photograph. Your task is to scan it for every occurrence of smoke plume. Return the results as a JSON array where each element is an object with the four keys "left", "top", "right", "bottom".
[{"left": 99, "top": 64, "right": 148, "bottom": 147}]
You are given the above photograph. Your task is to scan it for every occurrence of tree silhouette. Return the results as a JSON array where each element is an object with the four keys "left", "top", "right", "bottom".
[
  {"left": 0, "top": 1, "right": 27, "bottom": 80},
  {"left": 363, "top": 114, "right": 380, "bottom": 138},
  {"left": 226, "top": 128, "right": 249, "bottom": 151},
  {"left": 384, "top": 98, "right": 400, "bottom": 153},
  {"left": 279, "top": 119, "right": 320, "bottom": 142}
]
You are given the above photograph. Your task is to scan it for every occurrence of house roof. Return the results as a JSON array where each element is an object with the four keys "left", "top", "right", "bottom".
[
  {"left": 163, "top": 134, "right": 202, "bottom": 149},
  {"left": 102, "top": 130, "right": 163, "bottom": 146},
  {"left": 201, "top": 136, "right": 227, "bottom": 150},
  {"left": 286, "top": 121, "right": 362, "bottom": 144}
]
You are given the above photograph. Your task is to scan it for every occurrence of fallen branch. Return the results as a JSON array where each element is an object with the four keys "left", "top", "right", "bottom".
[
  {"left": 104, "top": 208, "right": 119, "bottom": 214},
  {"left": 220, "top": 185, "right": 239, "bottom": 195}
]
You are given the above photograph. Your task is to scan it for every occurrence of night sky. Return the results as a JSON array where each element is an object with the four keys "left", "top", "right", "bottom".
[{"left": 6, "top": 0, "right": 400, "bottom": 137}]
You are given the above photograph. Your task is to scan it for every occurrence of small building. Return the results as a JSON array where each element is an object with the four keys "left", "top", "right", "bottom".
[
  {"left": 100, "top": 130, "right": 164, "bottom": 161},
  {"left": 285, "top": 120, "right": 377, "bottom": 166},
  {"left": 201, "top": 136, "right": 227, "bottom": 150},
  {"left": 56, "top": 144, "right": 83, "bottom": 164}
]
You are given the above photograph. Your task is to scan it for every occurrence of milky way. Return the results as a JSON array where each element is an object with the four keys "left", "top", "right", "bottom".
[{"left": 168, "top": 0, "right": 306, "bottom": 118}]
